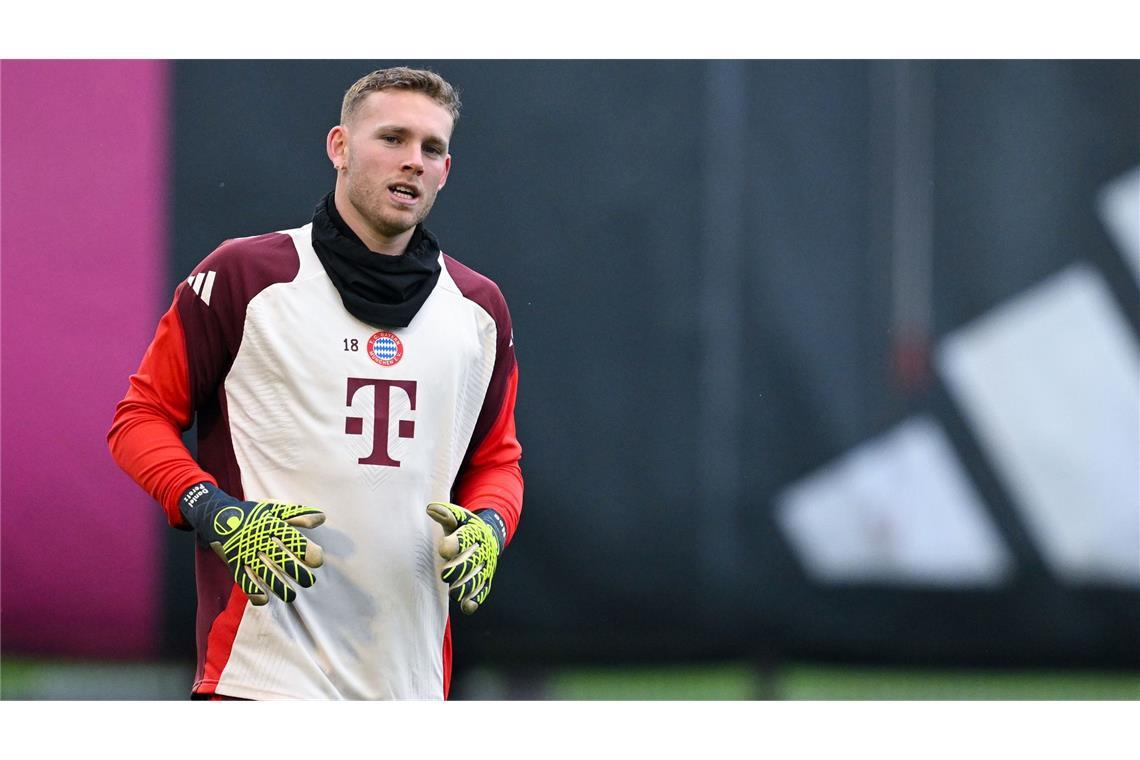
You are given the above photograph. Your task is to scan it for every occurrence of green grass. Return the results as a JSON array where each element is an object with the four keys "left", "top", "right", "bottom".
[
  {"left": 1, "top": 657, "right": 193, "bottom": 700},
  {"left": 4, "top": 656, "right": 1139, "bottom": 700},
  {"left": 779, "top": 664, "right": 1140, "bottom": 700},
  {"left": 549, "top": 663, "right": 765, "bottom": 700},
  {"left": 543, "top": 663, "right": 1140, "bottom": 700}
]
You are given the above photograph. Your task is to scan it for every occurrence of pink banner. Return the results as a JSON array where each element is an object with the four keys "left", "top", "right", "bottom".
[{"left": 2, "top": 60, "right": 169, "bottom": 657}]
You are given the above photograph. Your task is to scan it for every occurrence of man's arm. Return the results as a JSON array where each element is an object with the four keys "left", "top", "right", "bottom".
[
  {"left": 442, "top": 256, "right": 524, "bottom": 547},
  {"left": 111, "top": 233, "right": 302, "bottom": 523},
  {"left": 107, "top": 299, "right": 215, "bottom": 528},
  {"left": 109, "top": 244, "right": 324, "bottom": 605},
  {"left": 452, "top": 362, "right": 523, "bottom": 546}
]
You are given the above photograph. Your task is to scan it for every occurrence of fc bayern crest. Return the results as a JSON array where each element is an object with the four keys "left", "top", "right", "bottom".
[{"left": 367, "top": 331, "right": 404, "bottom": 366}]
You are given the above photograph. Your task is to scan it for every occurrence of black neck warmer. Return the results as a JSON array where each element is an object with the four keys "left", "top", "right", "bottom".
[{"left": 310, "top": 192, "right": 442, "bottom": 328}]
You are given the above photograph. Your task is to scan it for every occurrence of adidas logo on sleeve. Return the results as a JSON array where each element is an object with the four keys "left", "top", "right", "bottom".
[{"left": 187, "top": 271, "right": 217, "bottom": 306}]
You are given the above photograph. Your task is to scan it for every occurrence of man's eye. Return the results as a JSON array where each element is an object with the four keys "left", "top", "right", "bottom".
[{"left": 382, "top": 135, "right": 399, "bottom": 144}]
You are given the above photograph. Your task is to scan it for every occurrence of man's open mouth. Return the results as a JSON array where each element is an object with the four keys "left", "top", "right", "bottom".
[{"left": 389, "top": 183, "right": 420, "bottom": 202}]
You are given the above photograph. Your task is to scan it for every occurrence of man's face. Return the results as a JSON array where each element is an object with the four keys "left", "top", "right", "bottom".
[{"left": 335, "top": 90, "right": 453, "bottom": 239}]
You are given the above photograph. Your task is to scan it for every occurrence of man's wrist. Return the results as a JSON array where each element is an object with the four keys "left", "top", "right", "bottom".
[
  {"left": 179, "top": 481, "right": 220, "bottom": 527},
  {"left": 474, "top": 508, "right": 507, "bottom": 553}
]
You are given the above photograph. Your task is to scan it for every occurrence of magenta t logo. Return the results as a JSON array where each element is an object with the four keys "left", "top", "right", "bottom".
[{"left": 345, "top": 378, "right": 418, "bottom": 466}]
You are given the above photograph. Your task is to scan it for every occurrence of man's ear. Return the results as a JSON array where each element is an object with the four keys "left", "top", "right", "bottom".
[
  {"left": 327, "top": 125, "right": 348, "bottom": 171},
  {"left": 438, "top": 154, "right": 451, "bottom": 190}
]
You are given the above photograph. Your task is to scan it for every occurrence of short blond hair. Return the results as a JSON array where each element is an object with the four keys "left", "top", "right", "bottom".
[{"left": 340, "top": 67, "right": 461, "bottom": 126}]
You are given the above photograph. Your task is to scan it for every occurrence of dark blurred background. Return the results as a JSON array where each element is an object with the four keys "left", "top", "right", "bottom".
[{"left": 3, "top": 59, "right": 1138, "bottom": 699}]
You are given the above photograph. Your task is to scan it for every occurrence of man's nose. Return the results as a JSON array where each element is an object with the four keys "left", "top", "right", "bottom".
[{"left": 402, "top": 147, "right": 425, "bottom": 175}]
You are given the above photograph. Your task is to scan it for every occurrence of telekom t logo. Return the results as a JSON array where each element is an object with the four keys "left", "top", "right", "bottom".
[{"left": 345, "top": 378, "right": 417, "bottom": 466}]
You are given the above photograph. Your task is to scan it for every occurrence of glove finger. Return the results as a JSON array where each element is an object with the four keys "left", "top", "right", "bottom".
[
  {"left": 437, "top": 524, "right": 471, "bottom": 564},
  {"left": 460, "top": 575, "right": 489, "bottom": 606},
  {"left": 426, "top": 502, "right": 460, "bottom": 532},
  {"left": 453, "top": 575, "right": 491, "bottom": 615},
  {"left": 440, "top": 544, "right": 478, "bottom": 584},
  {"left": 269, "top": 537, "right": 316, "bottom": 589},
  {"left": 437, "top": 533, "right": 461, "bottom": 561},
  {"left": 212, "top": 541, "right": 269, "bottom": 604},
  {"left": 250, "top": 555, "right": 297, "bottom": 603},
  {"left": 446, "top": 562, "right": 484, "bottom": 602},
  {"left": 282, "top": 506, "right": 326, "bottom": 530},
  {"left": 275, "top": 523, "right": 324, "bottom": 569},
  {"left": 302, "top": 540, "right": 324, "bottom": 568},
  {"left": 472, "top": 578, "right": 493, "bottom": 606},
  {"left": 238, "top": 565, "right": 271, "bottom": 606}
]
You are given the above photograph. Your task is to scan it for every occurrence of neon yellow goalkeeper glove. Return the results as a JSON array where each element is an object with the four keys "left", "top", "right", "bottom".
[
  {"left": 180, "top": 482, "right": 325, "bottom": 605},
  {"left": 426, "top": 502, "right": 506, "bottom": 614}
]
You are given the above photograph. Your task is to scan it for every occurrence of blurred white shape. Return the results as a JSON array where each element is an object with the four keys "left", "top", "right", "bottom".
[
  {"left": 938, "top": 264, "right": 1140, "bottom": 586},
  {"left": 1097, "top": 165, "right": 1140, "bottom": 287},
  {"left": 776, "top": 416, "right": 1012, "bottom": 586}
]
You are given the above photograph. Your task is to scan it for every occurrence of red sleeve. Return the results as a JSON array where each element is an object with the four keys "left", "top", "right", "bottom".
[
  {"left": 109, "top": 233, "right": 299, "bottom": 527},
  {"left": 454, "top": 364, "right": 523, "bottom": 545},
  {"left": 442, "top": 254, "right": 524, "bottom": 547},
  {"left": 107, "top": 299, "right": 215, "bottom": 528}
]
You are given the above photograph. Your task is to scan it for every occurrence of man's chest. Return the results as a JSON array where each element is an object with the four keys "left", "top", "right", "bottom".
[{"left": 223, "top": 276, "right": 496, "bottom": 477}]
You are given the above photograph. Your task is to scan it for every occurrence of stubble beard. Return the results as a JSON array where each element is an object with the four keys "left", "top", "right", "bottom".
[{"left": 347, "top": 175, "right": 436, "bottom": 242}]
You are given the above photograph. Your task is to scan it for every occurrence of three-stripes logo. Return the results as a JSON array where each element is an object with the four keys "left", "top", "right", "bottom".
[{"left": 186, "top": 271, "right": 217, "bottom": 306}]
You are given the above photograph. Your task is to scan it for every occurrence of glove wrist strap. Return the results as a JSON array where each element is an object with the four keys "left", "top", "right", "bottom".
[
  {"left": 474, "top": 508, "right": 507, "bottom": 553},
  {"left": 179, "top": 481, "right": 227, "bottom": 532}
]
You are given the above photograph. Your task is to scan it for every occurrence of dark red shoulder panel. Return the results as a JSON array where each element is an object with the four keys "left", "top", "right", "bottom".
[
  {"left": 176, "top": 232, "right": 301, "bottom": 411},
  {"left": 443, "top": 254, "right": 517, "bottom": 454}
]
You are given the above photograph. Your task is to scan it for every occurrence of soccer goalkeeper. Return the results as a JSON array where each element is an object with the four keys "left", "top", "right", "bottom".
[{"left": 108, "top": 66, "right": 523, "bottom": 700}]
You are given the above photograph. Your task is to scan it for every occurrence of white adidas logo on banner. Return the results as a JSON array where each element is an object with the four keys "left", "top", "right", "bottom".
[{"left": 186, "top": 271, "right": 217, "bottom": 306}]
